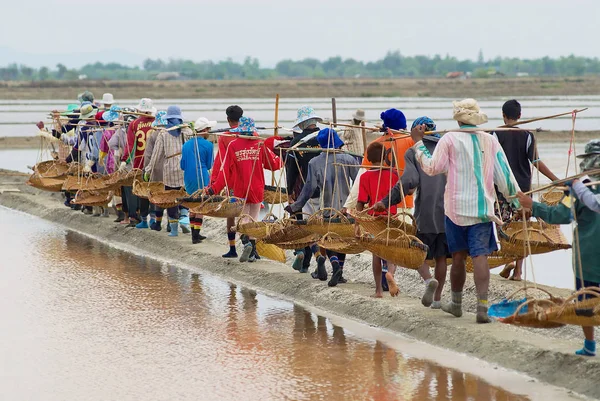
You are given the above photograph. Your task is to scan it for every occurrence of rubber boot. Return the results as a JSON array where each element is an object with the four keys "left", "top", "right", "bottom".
[
  {"left": 192, "top": 228, "right": 202, "bottom": 244},
  {"left": 150, "top": 220, "right": 162, "bottom": 231},
  {"left": 168, "top": 221, "right": 178, "bottom": 237},
  {"left": 179, "top": 208, "right": 191, "bottom": 234},
  {"left": 136, "top": 218, "right": 149, "bottom": 229}
]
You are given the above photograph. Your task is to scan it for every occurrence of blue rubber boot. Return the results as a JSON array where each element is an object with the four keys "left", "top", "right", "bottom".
[
  {"left": 576, "top": 339, "right": 596, "bottom": 356},
  {"left": 168, "top": 221, "right": 179, "bottom": 237},
  {"left": 179, "top": 208, "right": 191, "bottom": 234},
  {"left": 136, "top": 219, "right": 149, "bottom": 229}
]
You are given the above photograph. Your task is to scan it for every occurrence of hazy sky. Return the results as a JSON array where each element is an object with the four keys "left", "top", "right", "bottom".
[{"left": 2, "top": 0, "right": 598, "bottom": 67}]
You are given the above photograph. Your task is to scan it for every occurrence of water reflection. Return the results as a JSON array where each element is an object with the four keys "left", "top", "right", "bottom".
[{"left": 0, "top": 209, "right": 528, "bottom": 400}]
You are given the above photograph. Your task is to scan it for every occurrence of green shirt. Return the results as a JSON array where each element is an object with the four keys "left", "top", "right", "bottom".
[{"left": 532, "top": 186, "right": 600, "bottom": 283}]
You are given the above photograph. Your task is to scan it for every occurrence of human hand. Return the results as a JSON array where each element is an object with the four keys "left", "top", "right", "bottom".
[
  {"left": 516, "top": 192, "right": 533, "bottom": 209},
  {"left": 36, "top": 121, "right": 44, "bottom": 130},
  {"left": 143, "top": 172, "right": 150, "bottom": 182},
  {"left": 340, "top": 207, "right": 347, "bottom": 216},
  {"left": 410, "top": 123, "right": 426, "bottom": 142},
  {"left": 373, "top": 201, "right": 386, "bottom": 212},
  {"left": 284, "top": 205, "right": 293, "bottom": 215},
  {"left": 118, "top": 161, "right": 127, "bottom": 173}
]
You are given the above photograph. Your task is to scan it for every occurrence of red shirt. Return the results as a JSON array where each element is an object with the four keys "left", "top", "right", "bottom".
[
  {"left": 211, "top": 137, "right": 282, "bottom": 204},
  {"left": 357, "top": 169, "right": 399, "bottom": 215},
  {"left": 210, "top": 133, "right": 236, "bottom": 186},
  {"left": 122, "top": 116, "right": 155, "bottom": 169}
]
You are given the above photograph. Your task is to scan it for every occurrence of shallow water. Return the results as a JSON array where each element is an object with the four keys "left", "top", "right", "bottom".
[
  {"left": 0, "top": 208, "right": 538, "bottom": 401},
  {"left": 1, "top": 96, "right": 599, "bottom": 137}
]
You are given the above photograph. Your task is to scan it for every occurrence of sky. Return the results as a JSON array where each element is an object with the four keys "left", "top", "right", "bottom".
[{"left": 1, "top": 0, "right": 598, "bottom": 68}]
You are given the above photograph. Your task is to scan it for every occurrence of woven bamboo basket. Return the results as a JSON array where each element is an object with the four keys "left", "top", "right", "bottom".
[
  {"left": 304, "top": 208, "right": 356, "bottom": 238},
  {"left": 26, "top": 172, "right": 65, "bottom": 192},
  {"left": 177, "top": 190, "right": 211, "bottom": 209},
  {"left": 34, "top": 160, "right": 70, "bottom": 178},
  {"left": 263, "top": 218, "right": 313, "bottom": 244},
  {"left": 497, "top": 288, "right": 565, "bottom": 329},
  {"left": 499, "top": 220, "right": 571, "bottom": 257},
  {"left": 235, "top": 213, "right": 278, "bottom": 239},
  {"left": 61, "top": 174, "right": 109, "bottom": 192},
  {"left": 148, "top": 188, "right": 187, "bottom": 209},
  {"left": 539, "top": 287, "right": 600, "bottom": 326},
  {"left": 274, "top": 234, "right": 321, "bottom": 250},
  {"left": 465, "top": 251, "right": 518, "bottom": 273},
  {"left": 540, "top": 189, "right": 564, "bottom": 206},
  {"left": 255, "top": 241, "right": 286, "bottom": 263},
  {"left": 132, "top": 180, "right": 164, "bottom": 199},
  {"left": 360, "top": 228, "right": 428, "bottom": 269},
  {"left": 194, "top": 196, "right": 244, "bottom": 218},
  {"left": 317, "top": 232, "right": 366, "bottom": 254},
  {"left": 352, "top": 210, "right": 417, "bottom": 236},
  {"left": 263, "top": 185, "right": 288, "bottom": 204},
  {"left": 104, "top": 169, "right": 143, "bottom": 190},
  {"left": 67, "top": 162, "right": 82, "bottom": 175},
  {"left": 71, "top": 190, "right": 113, "bottom": 207}
]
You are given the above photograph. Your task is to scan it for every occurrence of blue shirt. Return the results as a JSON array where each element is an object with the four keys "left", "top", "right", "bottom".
[{"left": 180, "top": 137, "right": 214, "bottom": 195}]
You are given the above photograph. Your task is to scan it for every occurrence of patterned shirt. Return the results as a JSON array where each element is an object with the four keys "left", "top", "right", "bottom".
[{"left": 413, "top": 129, "right": 521, "bottom": 226}]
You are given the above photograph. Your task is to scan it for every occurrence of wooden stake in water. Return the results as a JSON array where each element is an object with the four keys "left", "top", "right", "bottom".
[
  {"left": 331, "top": 98, "right": 337, "bottom": 125},
  {"left": 272, "top": 94, "right": 280, "bottom": 186}
]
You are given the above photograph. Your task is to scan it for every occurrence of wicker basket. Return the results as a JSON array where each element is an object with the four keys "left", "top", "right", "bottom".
[
  {"left": 104, "top": 169, "right": 143, "bottom": 190},
  {"left": 236, "top": 213, "right": 278, "bottom": 239},
  {"left": 193, "top": 196, "right": 244, "bottom": 218},
  {"left": 263, "top": 218, "right": 313, "bottom": 244},
  {"left": 177, "top": 190, "right": 211, "bottom": 209},
  {"left": 263, "top": 185, "right": 289, "bottom": 204},
  {"left": 148, "top": 188, "right": 187, "bottom": 209},
  {"left": 360, "top": 228, "right": 428, "bottom": 269},
  {"left": 499, "top": 220, "right": 571, "bottom": 257},
  {"left": 26, "top": 172, "right": 65, "bottom": 192},
  {"left": 305, "top": 208, "right": 356, "bottom": 238},
  {"left": 61, "top": 174, "right": 109, "bottom": 192},
  {"left": 540, "top": 189, "right": 564, "bottom": 206},
  {"left": 496, "top": 288, "right": 565, "bottom": 329},
  {"left": 465, "top": 251, "right": 518, "bottom": 273},
  {"left": 34, "top": 160, "right": 70, "bottom": 178},
  {"left": 539, "top": 287, "right": 600, "bottom": 326},
  {"left": 317, "top": 232, "right": 366, "bottom": 254},
  {"left": 67, "top": 162, "right": 82, "bottom": 175},
  {"left": 71, "top": 190, "right": 113, "bottom": 207},
  {"left": 274, "top": 234, "right": 321, "bottom": 250},
  {"left": 352, "top": 210, "right": 417, "bottom": 237},
  {"left": 255, "top": 241, "right": 286, "bottom": 263},
  {"left": 132, "top": 180, "right": 164, "bottom": 199}
]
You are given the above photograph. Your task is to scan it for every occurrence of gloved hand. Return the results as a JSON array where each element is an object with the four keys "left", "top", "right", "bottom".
[
  {"left": 83, "top": 160, "right": 94, "bottom": 173},
  {"left": 204, "top": 187, "right": 215, "bottom": 196},
  {"left": 143, "top": 172, "right": 150, "bottom": 182},
  {"left": 118, "top": 161, "right": 127, "bottom": 173},
  {"left": 284, "top": 205, "right": 294, "bottom": 215}
]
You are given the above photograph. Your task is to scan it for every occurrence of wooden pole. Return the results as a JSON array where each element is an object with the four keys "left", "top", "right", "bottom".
[
  {"left": 331, "top": 98, "right": 337, "bottom": 125},
  {"left": 361, "top": 120, "right": 367, "bottom": 154},
  {"left": 508, "top": 168, "right": 600, "bottom": 198},
  {"left": 272, "top": 94, "right": 280, "bottom": 186},
  {"left": 501, "top": 108, "right": 588, "bottom": 127}
]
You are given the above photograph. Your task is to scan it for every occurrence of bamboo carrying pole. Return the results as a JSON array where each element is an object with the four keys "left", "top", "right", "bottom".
[
  {"left": 508, "top": 168, "right": 600, "bottom": 198},
  {"left": 501, "top": 108, "right": 588, "bottom": 127},
  {"left": 361, "top": 120, "right": 367, "bottom": 153}
]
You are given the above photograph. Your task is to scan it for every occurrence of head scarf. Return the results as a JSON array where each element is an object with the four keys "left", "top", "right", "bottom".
[
  {"left": 380, "top": 109, "right": 407, "bottom": 131},
  {"left": 298, "top": 118, "right": 320, "bottom": 131},
  {"left": 165, "top": 117, "right": 183, "bottom": 137},
  {"left": 317, "top": 128, "right": 344, "bottom": 149},
  {"left": 411, "top": 116, "right": 438, "bottom": 137}
]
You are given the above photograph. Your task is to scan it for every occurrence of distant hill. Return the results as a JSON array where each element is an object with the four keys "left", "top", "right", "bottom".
[{"left": 0, "top": 47, "right": 144, "bottom": 69}]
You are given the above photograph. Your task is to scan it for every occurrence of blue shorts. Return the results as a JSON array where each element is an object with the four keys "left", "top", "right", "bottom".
[
  {"left": 444, "top": 217, "right": 498, "bottom": 257},
  {"left": 576, "top": 279, "right": 600, "bottom": 301}
]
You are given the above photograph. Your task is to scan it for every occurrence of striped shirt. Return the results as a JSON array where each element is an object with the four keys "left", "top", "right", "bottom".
[
  {"left": 146, "top": 127, "right": 192, "bottom": 188},
  {"left": 413, "top": 129, "right": 521, "bottom": 226}
]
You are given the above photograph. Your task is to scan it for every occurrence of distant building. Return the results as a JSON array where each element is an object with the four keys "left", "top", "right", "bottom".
[
  {"left": 516, "top": 72, "right": 530, "bottom": 77},
  {"left": 154, "top": 72, "right": 181, "bottom": 80},
  {"left": 446, "top": 71, "right": 464, "bottom": 79}
]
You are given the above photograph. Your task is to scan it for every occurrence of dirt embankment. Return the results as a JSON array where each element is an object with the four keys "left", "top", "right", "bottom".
[
  {"left": 1, "top": 76, "right": 599, "bottom": 99},
  {"left": 0, "top": 172, "right": 598, "bottom": 399}
]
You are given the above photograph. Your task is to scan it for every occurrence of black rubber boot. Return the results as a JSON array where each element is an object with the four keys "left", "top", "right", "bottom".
[
  {"left": 113, "top": 210, "right": 125, "bottom": 223},
  {"left": 328, "top": 261, "right": 342, "bottom": 287}
]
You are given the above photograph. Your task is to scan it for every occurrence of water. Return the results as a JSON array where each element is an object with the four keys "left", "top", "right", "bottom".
[
  {"left": 1, "top": 96, "right": 599, "bottom": 137},
  {"left": 0, "top": 208, "right": 537, "bottom": 401}
]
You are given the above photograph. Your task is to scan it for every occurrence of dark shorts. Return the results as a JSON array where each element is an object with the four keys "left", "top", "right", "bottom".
[
  {"left": 444, "top": 217, "right": 498, "bottom": 257},
  {"left": 576, "top": 279, "right": 600, "bottom": 301},
  {"left": 416, "top": 232, "right": 451, "bottom": 260}
]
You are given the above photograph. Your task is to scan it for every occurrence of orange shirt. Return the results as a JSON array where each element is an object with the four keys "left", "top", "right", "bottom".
[{"left": 363, "top": 132, "right": 415, "bottom": 208}]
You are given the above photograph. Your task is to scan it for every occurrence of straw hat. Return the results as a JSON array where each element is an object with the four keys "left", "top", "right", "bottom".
[
  {"left": 194, "top": 117, "right": 217, "bottom": 132},
  {"left": 101, "top": 93, "right": 115, "bottom": 105},
  {"left": 292, "top": 105, "right": 322, "bottom": 132},
  {"left": 79, "top": 103, "right": 96, "bottom": 119},
  {"left": 136, "top": 98, "right": 157, "bottom": 115},
  {"left": 352, "top": 109, "right": 366, "bottom": 122},
  {"left": 452, "top": 98, "right": 488, "bottom": 126}
]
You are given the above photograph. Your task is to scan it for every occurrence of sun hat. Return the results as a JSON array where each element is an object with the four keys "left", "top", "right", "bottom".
[
  {"left": 61, "top": 103, "right": 79, "bottom": 116},
  {"left": 136, "top": 98, "right": 157, "bottom": 115},
  {"left": 317, "top": 128, "right": 344, "bottom": 149},
  {"left": 452, "top": 98, "right": 488, "bottom": 126},
  {"left": 576, "top": 140, "right": 600, "bottom": 158},
  {"left": 380, "top": 108, "right": 407, "bottom": 131},
  {"left": 102, "top": 105, "right": 122, "bottom": 122},
  {"left": 194, "top": 117, "right": 217, "bottom": 132},
  {"left": 101, "top": 93, "right": 115, "bottom": 105},
  {"left": 230, "top": 116, "right": 256, "bottom": 134},
  {"left": 292, "top": 106, "right": 323, "bottom": 132},
  {"left": 80, "top": 103, "right": 96, "bottom": 119},
  {"left": 152, "top": 111, "right": 168, "bottom": 127},
  {"left": 165, "top": 105, "right": 184, "bottom": 120},
  {"left": 352, "top": 109, "right": 367, "bottom": 122},
  {"left": 78, "top": 91, "right": 94, "bottom": 104}
]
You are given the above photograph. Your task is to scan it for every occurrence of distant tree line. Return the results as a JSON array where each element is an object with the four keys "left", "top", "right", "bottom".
[{"left": 1, "top": 51, "right": 599, "bottom": 81}]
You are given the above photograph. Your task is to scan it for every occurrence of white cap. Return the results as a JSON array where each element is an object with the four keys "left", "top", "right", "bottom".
[{"left": 195, "top": 117, "right": 217, "bottom": 132}]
